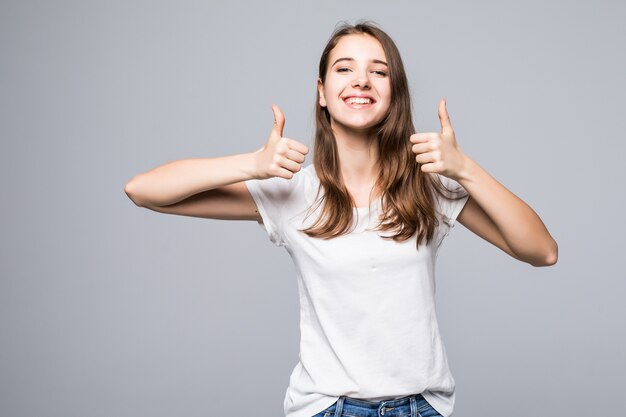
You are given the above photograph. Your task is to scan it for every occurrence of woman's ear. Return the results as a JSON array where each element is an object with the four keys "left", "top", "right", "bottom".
[{"left": 317, "top": 78, "right": 326, "bottom": 107}]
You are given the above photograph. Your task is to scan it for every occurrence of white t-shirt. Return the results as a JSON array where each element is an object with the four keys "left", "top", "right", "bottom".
[{"left": 244, "top": 164, "right": 469, "bottom": 417}]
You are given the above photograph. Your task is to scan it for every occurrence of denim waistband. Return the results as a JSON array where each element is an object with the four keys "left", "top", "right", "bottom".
[{"left": 340, "top": 393, "right": 424, "bottom": 409}]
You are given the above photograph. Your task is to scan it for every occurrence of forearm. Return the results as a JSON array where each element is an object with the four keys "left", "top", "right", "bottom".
[
  {"left": 457, "top": 154, "right": 558, "bottom": 266},
  {"left": 124, "top": 152, "right": 259, "bottom": 207}
]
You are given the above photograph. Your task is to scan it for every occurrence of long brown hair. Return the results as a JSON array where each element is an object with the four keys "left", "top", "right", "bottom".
[{"left": 300, "top": 20, "right": 465, "bottom": 249}]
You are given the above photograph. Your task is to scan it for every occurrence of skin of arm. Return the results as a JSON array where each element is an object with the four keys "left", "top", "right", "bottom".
[
  {"left": 124, "top": 104, "right": 309, "bottom": 209},
  {"left": 456, "top": 156, "right": 558, "bottom": 267},
  {"left": 124, "top": 153, "right": 259, "bottom": 207},
  {"left": 411, "top": 98, "right": 558, "bottom": 268}
]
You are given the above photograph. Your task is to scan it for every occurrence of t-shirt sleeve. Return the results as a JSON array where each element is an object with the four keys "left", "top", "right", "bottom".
[
  {"left": 434, "top": 173, "right": 470, "bottom": 240},
  {"left": 244, "top": 173, "right": 301, "bottom": 247}
]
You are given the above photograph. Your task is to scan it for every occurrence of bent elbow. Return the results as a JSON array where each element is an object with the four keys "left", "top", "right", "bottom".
[
  {"left": 546, "top": 247, "right": 558, "bottom": 266},
  {"left": 542, "top": 241, "right": 559, "bottom": 266},
  {"left": 526, "top": 242, "right": 558, "bottom": 267},
  {"left": 124, "top": 178, "right": 145, "bottom": 207}
]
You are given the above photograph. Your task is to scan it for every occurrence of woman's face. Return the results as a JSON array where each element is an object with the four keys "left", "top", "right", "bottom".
[{"left": 318, "top": 34, "right": 391, "bottom": 133}]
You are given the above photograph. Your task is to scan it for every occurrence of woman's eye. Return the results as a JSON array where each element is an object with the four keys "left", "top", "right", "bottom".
[{"left": 336, "top": 68, "right": 387, "bottom": 76}]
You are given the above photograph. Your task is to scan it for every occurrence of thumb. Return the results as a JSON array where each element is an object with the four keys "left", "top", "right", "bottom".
[
  {"left": 271, "top": 104, "right": 285, "bottom": 138},
  {"left": 438, "top": 97, "right": 452, "bottom": 132}
]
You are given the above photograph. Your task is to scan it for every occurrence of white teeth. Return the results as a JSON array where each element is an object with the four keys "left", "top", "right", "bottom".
[{"left": 345, "top": 97, "right": 372, "bottom": 104}]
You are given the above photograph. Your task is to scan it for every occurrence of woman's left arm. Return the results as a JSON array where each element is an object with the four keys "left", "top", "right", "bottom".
[
  {"left": 456, "top": 155, "right": 558, "bottom": 267},
  {"left": 411, "top": 98, "right": 558, "bottom": 267}
]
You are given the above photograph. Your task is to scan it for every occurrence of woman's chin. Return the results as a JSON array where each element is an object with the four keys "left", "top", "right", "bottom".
[{"left": 331, "top": 117, "right": 382, "bottom": 133}]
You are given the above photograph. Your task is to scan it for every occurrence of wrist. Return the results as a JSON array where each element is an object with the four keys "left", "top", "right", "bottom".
[
  {"left": 456, "top": 152, "right": 478, "bottom": 183},
  {"left": 244, "top": 149, "right": 264, "bottom": 180}
]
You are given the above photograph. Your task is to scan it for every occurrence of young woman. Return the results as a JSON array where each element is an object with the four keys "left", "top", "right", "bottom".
[{"left": 125, "top": 20, "right": 557, "bottom": 417}]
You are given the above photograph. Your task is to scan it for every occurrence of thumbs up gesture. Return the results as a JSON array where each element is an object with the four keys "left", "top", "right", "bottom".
[
  {"left": 253, "top": 104, "right": 309, "bottom": 180},
  {"left": 410, "top": 98, "right": 468, "bottom": 181}
]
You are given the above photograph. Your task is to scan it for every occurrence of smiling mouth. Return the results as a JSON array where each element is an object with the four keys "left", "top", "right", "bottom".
[
  {"left": 343, "top": 97, "right": 376, "bottom": 109},
  {"left": 344, "top": 97, "right": 375, "bottom": 105}
]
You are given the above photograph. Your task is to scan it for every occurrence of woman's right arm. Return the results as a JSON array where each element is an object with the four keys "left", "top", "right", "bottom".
[
  {"left": 124, "top": 153, "right": 263, "bottom": 220},
  {"left": 123, "top": 104, "right": 308, "bottom": 221}
]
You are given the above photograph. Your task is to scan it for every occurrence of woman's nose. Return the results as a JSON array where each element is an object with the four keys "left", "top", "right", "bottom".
[{"left": 351, "top": 71, "right": 371, "bottom": 88}]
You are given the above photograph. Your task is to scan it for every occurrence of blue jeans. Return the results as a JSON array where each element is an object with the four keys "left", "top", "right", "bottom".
[{"left": 312, "top": 394, "right": 444, "bottom": 417}]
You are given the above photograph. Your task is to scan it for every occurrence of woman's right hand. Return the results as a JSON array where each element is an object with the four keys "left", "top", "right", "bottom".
[{"left": 252, "top": 104, "right": 309, "bottom": 180}]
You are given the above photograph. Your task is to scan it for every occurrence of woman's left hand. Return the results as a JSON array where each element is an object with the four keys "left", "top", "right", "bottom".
[{"left": 410, "top": 98, "right": 469, "bottom": 181}]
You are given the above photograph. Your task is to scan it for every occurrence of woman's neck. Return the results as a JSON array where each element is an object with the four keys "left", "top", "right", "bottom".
[{"left": 331, "top": 124, "right": 380, "bottom": 192}]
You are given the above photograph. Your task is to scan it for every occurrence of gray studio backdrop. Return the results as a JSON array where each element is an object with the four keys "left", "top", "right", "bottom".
[{"left": 1, "top": 1, "right": 624, "bottom": 416}]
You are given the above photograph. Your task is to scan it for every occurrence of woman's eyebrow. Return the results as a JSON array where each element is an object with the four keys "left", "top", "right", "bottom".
[{"left": 331, "top": 57, "right": 388, "bottom": 67}]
